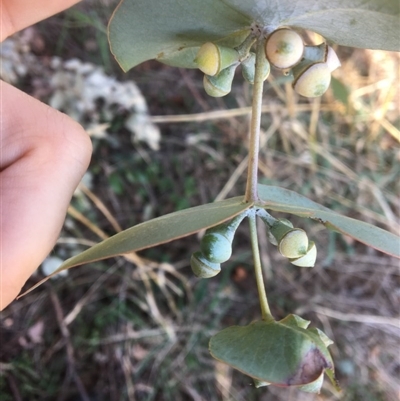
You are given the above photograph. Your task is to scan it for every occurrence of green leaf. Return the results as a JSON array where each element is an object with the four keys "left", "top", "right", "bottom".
[
  {"left": 223, "top": 0, "right": 400, "bottom": 51},
  {"left": 108, "top": 0, "right": 399, "bottom": 72},
  {"left": 257, "top": 184, "right": 400, "bottom": 258},
  {"left": 108, "top": 0, "right": 251, "bottom": 71},
  {"left": 20, "top": 197, "right": 251, "bottom": 296},
  {"left": 209, "top": 316, "right": 336, "bottom": 392}
]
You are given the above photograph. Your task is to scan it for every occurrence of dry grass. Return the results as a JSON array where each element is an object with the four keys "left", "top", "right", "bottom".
[{"left": 0, "top": 3, "right": 399, "bottom": 401}]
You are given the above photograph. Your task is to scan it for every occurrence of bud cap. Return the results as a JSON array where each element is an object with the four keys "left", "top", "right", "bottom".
[
  {"left": 195, "top": 42, "right": 240, "bottom": 76},
  {"left": 278, "top": 229, "right": 309, "bottom": 258},
  {"left": 265, "top": 28, "right": 304, "bottom": 69},
  {"left": 190, "top": 251, "right": 221, "bottom": 278},
  {"left": 290, "top": 241, "right": 317, "bottom": 267},
  {"left": 293, "top": 62, "right": 331, "bottom": 98},
  {"left": 203, "top": 63, "right": 238, "bottom": 97}
]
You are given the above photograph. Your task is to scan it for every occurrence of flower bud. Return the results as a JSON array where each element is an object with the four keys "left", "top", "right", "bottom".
[
  {"left": 289, "top": 241, "right": 317, "bottom": 267},
  {"left": 267, "top": 219, "right": 310, "bottom": 259},
  {"left": 241, "top": 52, "right": 271, "bottom": 84},
  {"left": 203, "top": 63, "right": 238, "bottom": 97},
  {"left": 195, "top": 42, "right": 240, "bottom": 76},
  {"left": 278, "top": 229, "right": 309, "bottom": 259},
  {"left": 292, "top": 61, "right": 331, "bottom": 98},
  {"left": 265, "top": 28, "right": 304, "bottom": 69},
  {"left": 200, "top": 213, "right": 246, "bottom": 263},
  {"left": 200, "top": 232, "right": 232, "bottom": 264},
  {"left": 190, "top": 251, "right": 221, "bottom": 278},
  {"left": 325, "top": 46, "right": 341, "bottom": 72}
]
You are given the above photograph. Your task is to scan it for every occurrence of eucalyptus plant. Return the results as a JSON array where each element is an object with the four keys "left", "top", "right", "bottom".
[{"left": 23, "top": 0, "right": 399, "bottom": 394}]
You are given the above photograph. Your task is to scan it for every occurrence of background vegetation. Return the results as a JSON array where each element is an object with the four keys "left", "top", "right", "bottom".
[{"left": 1, "top": 1, "right": 399, "bottom": 400}]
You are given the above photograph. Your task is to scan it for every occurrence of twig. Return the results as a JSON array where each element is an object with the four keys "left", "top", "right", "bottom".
[
  {"left": 297, "top": 305, "right": 400, "bottom": 329},
  {"left": 214, "top": 155, "right": 248, "bottom": 202},
  {"left": 380, "top": 118, "right": 400, "bottom": 142},
  {"left": 67, "top": 205, "right": 109, "bottom": 241},
  {"left": 148, "top": 104, "right": 336, "bottom": 124},
  {"left": 248, "top": 210, "right": 273, "bottom": 320},
  {"left": 6, "top": 374, "right": 23, "bottom": 401},
  {"left": 78, "top": 183, "right": 123, "bottom": 232},
  {"left": 50, "top": 291, "right": 91, "bottom": 401},
  {"left": 64, "top": 263, "right": 121, "bottom": 326},
  {"left": 245, "top": 38, "right": 266, "bottom": 202},
  {"left": 121, "top": 354, "right": 136, "bottom": 401}
]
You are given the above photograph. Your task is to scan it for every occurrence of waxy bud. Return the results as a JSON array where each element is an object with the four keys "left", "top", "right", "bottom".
[
  {"left": 203, "top": 63, "right": 238, "bottom": 97},
  {"left": 290, "top": 241, "right": 317, "bottom": 267},
  {"left": 200, "top": 213, "right": 247, "bottom": 263},
  {"left": 190, "top": 251, "right": 221, "bottom": 278},
  {"left": 265, "top": 28, "right": 304, "bottom": 69},
  {"left": 326, "top": 46, "right": 341, "bottom": 72},
  {"left": 268, "top": 219, "right": 309, "bottom": 258},
  {"left": 291, "top": 44, "right": 340, "bottom": 98},
  {"left": 195, "top": 42, "right": 240, "bottom": 76},
  {"left": 200, "top": 232, "right": 233, "bottom": 264},
  {"left": 241, "top": 52, "right": 271, "bottom": 84},
  {"left": 292, "top": 61, "right": 331, "bottom": 98},
  {"left": 278, "top": 228, "right": 309, "bottom": 258}
]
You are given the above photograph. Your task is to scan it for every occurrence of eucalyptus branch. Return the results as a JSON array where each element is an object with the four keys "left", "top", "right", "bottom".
[
  {"left": 244, "top": 38, "right": 266, "bottom": 203},
  {"left": 256, "top": 208, "right": 277, "bottom": 226},
  {"left": 235, "top": 33, "right": 257, "bottom": 60},
  {"left": 248, "top": 210, "right": 273, "bottom": 321}
]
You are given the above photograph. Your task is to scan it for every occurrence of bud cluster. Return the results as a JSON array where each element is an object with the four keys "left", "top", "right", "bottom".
[
  {"left": 194, "top": 35, "right": 270, "bottom": 98},
  {"left": 191, "top": 209, "right": 317, "bottom": 279},
  {"left": 263, "top": 27, "right": 341, "bottom": 97},
  {"left": 194, "top": 27, "right": 341, "bottom": 98}
]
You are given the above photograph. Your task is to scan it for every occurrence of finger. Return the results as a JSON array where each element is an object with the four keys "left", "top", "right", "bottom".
[
  {"left": 0, "top": 81, "right": 92, "bottom": 309},
  {"left": 1, "top": 0, "right": 82, "bottom": 41}
]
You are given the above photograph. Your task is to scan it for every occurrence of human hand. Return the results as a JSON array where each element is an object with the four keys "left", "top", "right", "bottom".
[{"left": 1, "top": 0, "right": 92, "bottom": 310}]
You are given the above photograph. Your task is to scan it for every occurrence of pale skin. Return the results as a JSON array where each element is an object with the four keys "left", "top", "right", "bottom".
[{"left": 0, "top": 0, "right": 92, "bottom": 310}]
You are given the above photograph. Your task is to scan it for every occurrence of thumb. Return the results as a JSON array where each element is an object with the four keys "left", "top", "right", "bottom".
[{"left": 0, "top": 81, "right": 92, "bottom": 309}]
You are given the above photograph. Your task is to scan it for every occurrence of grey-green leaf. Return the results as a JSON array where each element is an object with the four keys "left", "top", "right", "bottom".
[
  {"left": 209, "top": 319, "right": 335, "bottom": 389},
  {"left": 108, "top": 0, "right": 399, "bottom": 73},
  {"left": 20, "top": 197, "right": 251, "bottom": 296},
  {"left": 257, "top": 184, "right": 400, "bottom": 258},
  {"left": 223, "top": 0, "right": 400, "bottom": 51},
  {"left": 108, "top": 0, "right": 251, "bottom": 71}
]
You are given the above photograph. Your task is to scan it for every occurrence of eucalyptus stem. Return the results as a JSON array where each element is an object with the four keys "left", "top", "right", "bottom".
[
  {"left": 244, "top": 37, "right": 266, "bottom": 203},
  {"left": 248, "top": 211, "right": 273, "bottom": 321},
  {"left": 235, "top": 34, "right": 257, "bottom": 60}
]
